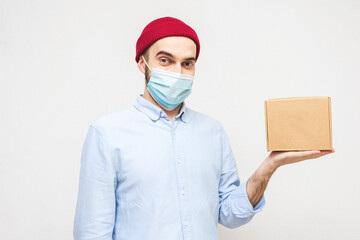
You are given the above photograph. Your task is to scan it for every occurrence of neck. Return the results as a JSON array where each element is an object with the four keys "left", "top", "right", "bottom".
[{"left": 142, "top": 88, "right": 182, "bottom": 122}]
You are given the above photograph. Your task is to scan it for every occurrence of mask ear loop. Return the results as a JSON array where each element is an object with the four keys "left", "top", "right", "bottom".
[{"left": 142, "top": 55, "right": 152, "bottom": 71}]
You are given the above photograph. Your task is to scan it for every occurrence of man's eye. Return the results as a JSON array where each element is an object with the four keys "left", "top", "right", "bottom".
[
  {"left": 160, "top": 58, "right": 168, "bottom": 63},
  {"left": 184, "top": 62, "right": 193, "bottom": 67}
]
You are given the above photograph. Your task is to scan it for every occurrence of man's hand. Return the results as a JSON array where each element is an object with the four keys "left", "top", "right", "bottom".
[
  {"left": 246, "top": 149, "right": 335, "bottom": 207},
  {"left": 267, "top": 149, "right": 336, "bottom": 168}
]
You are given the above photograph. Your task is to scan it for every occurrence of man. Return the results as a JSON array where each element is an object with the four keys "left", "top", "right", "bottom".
[{"left": 73, "top": 16, "right": 335, "bottom": 240}]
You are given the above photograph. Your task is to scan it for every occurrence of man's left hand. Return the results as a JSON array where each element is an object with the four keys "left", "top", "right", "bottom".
[{"left": 266, "top": 149, "right": 336, "bottom": 169}]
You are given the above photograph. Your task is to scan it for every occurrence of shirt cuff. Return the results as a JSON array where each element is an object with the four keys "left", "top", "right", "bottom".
[{"left": 229, "top": 178, "right": 266, "bottom": 217}]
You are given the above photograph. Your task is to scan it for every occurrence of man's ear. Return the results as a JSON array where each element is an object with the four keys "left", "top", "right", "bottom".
[{"left": 137, "top": 55, "right": 146, "bottom": 74}]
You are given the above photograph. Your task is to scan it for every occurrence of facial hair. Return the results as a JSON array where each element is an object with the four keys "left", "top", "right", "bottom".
[{"left": 145, "top": 65, "right": 150, "bottom": 84}]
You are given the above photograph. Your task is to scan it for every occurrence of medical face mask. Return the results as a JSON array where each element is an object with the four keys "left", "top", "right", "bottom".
[{"left": 142, "top": 55, "right": 194, "bottom": 111}]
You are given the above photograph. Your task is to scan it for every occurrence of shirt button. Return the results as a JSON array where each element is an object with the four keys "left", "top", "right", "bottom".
[
  {"left": 181, "top": 190, "right": 185, "bottom": 195},
  {"left": 177, "top": 160, "right": 182, "bottom": 164},
  {"left": 184, "top": 221, "right": 188, "bottom": 226}
]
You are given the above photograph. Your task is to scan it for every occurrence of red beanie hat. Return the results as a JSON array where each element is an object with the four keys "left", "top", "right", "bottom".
[{"left": 135, "top": 16, "right": 200, "bottom": 63}]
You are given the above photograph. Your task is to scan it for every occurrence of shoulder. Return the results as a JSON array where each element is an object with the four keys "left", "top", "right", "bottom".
[
  {"left": 186, "top": 107, "right": 225, "bottom": 133},
  {"left": 89, "top": 105, "right": 136, "bottom": 135}
]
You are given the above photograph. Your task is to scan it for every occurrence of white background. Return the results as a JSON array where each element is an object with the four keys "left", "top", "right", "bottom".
[{"left": 1, "top": 0, "right": 359, "bottom": 239}]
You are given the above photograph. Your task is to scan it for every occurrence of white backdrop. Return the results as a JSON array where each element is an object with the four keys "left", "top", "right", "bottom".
[{"left": 1, "top": 0, "right": 359, "bottom": 239}]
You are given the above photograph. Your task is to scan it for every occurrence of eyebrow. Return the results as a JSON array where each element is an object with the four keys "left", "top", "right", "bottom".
[{"left": 155, "top": 50, "right": 196, "bottom": 61}]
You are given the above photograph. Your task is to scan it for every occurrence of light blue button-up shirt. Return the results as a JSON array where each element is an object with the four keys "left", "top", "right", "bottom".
[{"left": 73, "top": 94, "right": 265, "bottom": 240}]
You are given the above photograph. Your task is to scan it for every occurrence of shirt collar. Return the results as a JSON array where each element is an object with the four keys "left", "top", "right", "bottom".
[{"left": 133, "top": 94, "right": 188, "bottom": 123}]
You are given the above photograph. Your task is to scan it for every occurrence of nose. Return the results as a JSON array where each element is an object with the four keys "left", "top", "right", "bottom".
[{"left": 174, "top": 62, "right": 182, "bottom": 74}]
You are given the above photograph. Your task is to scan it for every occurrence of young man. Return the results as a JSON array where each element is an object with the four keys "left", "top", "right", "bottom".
[{"left": 73, "top": 16, "right": 335, "bottom": 240}]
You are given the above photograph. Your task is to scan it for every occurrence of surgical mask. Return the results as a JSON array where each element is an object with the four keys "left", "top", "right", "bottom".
[{"left": 142, "top": 55, "right": 193, "bottom": 111}]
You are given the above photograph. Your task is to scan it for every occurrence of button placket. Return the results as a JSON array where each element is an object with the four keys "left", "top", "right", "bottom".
[{"left": 171, "top": 120, "right": 192, "bottom": 239}]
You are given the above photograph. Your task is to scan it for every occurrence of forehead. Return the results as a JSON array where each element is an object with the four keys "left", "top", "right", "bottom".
[{"left": 148, "top": 36, "right": 196, "bottom": 58}]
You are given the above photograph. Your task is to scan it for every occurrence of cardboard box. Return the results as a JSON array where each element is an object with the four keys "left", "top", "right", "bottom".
[{"left": 264, "top": 97, "right": 333, "bottom": 151}]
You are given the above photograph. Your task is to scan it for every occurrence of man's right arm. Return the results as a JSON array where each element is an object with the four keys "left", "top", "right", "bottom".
[{"left": 73, "top": 125, "right": 117, "bottom": 240}]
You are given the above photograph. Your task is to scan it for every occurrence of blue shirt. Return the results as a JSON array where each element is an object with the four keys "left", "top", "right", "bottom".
[{"left": 73, "top": 94, "right": 265, "bottom": 240}]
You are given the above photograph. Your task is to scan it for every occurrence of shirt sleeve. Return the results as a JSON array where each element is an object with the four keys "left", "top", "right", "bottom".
[
  {"left": 73, "top": 125, "right": 118, "bottom": 240},
  {"left": 218, "top": 126, "right": 265, "bottom": 229}
]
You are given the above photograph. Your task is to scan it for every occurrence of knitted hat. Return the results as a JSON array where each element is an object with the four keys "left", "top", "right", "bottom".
[{"left": 135, "top": 16, "right": 200, "bottom": 63}]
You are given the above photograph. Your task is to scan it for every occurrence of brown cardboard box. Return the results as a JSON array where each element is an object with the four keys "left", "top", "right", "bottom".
[{"left": 265, "top": 97, "right": 333, "bottom": 151}]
